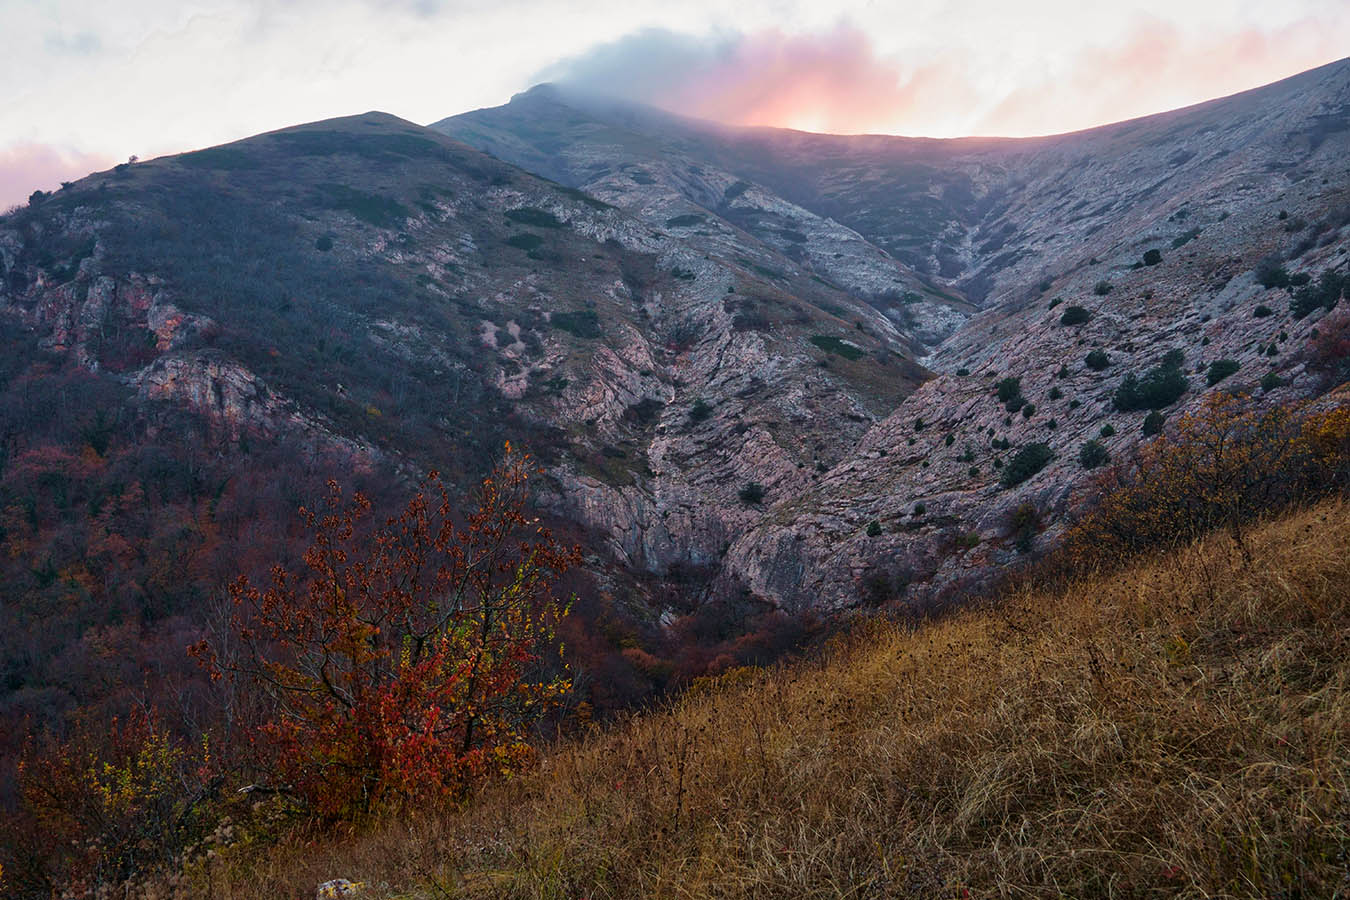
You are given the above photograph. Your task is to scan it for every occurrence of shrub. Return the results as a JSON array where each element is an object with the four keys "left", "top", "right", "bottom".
[
  {"left": 1254, "top": 255, "right": 1290, "bottom": 289},
  {"left": 1060, "top": 306, "right": 1092, "bottom": 325},
  {"left": 688, "top": 399, "right": 713, "bottom": 423},
  {"left": 1022, "top": 403, "right": 1036, "bottom": 418},
  {"left": 1093, "top": 281, "right": 1113, "bottom": 296},
  {"left": 1079, "top": 440, "right": 1110, "bottom": 469},
  {"left": 1009, "top": 502, "right": 1040, "bottom": 552},
  {"left": 1142, "top": 248, "right": 1162, "bottom": 266},
  {"left": 193, "top": 448, "right": 578, "bottom": 817},
  {"left": 1001, "top": 442, "right": 1053, "bottom": 487},
  {"left": 1048, "top": 297, "right": 1062, "bottom": 309},
  {"left": 1065, "top": 395, "right": 1350, "bottom": 565},
  {"left": 739, "top": 482, "right": 766, "bottom": 505},
  {"left": 1114, "top": 362, "right": 1188, "bottom": 411},
  {"left": 505, "top": 207, "right": 564, "bottom": 228},
  {"left": 865, "top": 520, "right": 882, "bottom": 537},
  {"left": 1253, "top": 304, "right": 1273, "bottom": 318},
  {"left": 945, "top": 433, "right": 955, "bottom": 447},
  {"left": 1308, "top": 308, "right": 1350, "bottom": 384},
  {"left": 1142, "top": 410, "right": 1165, "bottom": 436},
  {"left": 7, "top": 709, "right": 214, "bottom": 894},
  {"left": 1161, "top": 348, "right": 1186, "bottom": 368},
  {"left": 552, "top": 309, "right": 602, "bottom": 338},
  {"left": 859, "top": 569, "right": 906, "bottom": 605},
  {"left": 623, "top": 397, "right": 664, "bottom": 426},
  {"left": 956, "top": 367, "right": 970, "bottom": 376},
  {"left": 1085, "top": 349, "right": 1110, "bottom": 371},
  {"left": 913, "top": 503, "right": 926, "bottom": 516},
  {"left": 1100, "top": 424, "right": 1116, "bottom": 437},
  {"left": 957, "top": 532, "right": 980, "bottom": 549},
  {"left": 1206, "top": 359, "right": 1241, "bottom": 386},
  {"left": 995, "top": 377, "right": 1022, "bottom": 403},
  {"left": 1260, "top": 372, "right": 1283, "bottom": 392},
  {"left": 1290, "top": 269, "right": 1345, "bottom": 319},
  {"left": 1049, "top": 386, "right": 1063, "bottom": 400},
  {"left": 810, "top": 335, "right": 864, "bottom": 360},
  {"left": 321, "top": 183, "right": 408, "bottom": 227},
  {"left": 314, "top": 235, "right": 334, "bottom": 252}
]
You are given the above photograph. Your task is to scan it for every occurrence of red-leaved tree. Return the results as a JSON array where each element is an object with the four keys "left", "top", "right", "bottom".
[{"left": 193, "top": 443, "right": 579, "bottom": 817}]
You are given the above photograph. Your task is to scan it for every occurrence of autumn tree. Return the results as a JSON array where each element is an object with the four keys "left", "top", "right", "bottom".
[{"left": 193, "top": 443, "right": 579, "bottom": 817}]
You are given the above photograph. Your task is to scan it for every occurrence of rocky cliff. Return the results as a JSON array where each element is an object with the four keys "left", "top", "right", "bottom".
[
  {"left": 2, "top": 60, "right": 1347, "bottom": 622},
  {"left": 436, "top": 58, "right": 1350, "bottom": 608}
]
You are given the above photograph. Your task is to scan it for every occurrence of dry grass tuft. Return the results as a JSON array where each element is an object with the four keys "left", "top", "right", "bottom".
[{"left": 203, "top": 501, "right": 1350, "bottom": 898}]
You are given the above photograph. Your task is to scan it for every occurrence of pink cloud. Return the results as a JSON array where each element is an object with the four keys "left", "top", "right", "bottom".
[
  {"left": 0, "top": 143, "right": 114, "bottom": 212},
  {"left": 548, "top": 20, "right": 1349, "bottom": 138},
  {"left": 974, "top": 19, "right": 1350, "bottom": 136},
  {"left": 547, "top": 26, "right": 967, "bottom": 135}
]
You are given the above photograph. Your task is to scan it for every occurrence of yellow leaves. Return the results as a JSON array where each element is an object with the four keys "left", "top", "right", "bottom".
[
  {"left": 1066, "top": 395, "right": 1350, "bottom": 566},
  {"left": 1165, "top": 634, "right": 1192, "bottom": 666}
]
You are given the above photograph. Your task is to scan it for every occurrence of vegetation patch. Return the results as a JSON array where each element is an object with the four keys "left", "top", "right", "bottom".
[
  {"left": 178, "top": 146, "right": 258, "bottom": 170},
  {"left": 1060, "top": 305, "right": 1092, "bottom": 325},
  {"left": 1206, "top": 359, "right": 1241, "bottom": 386},
  {"left": 319, "top": 183, "right": 408, "bottom": 228},
  {"left": 550, "top": 309, "right": 602, "bottom": 339},
  {"left": 1114, "top": 359, "right": 1188, "bottom": 411},
  {"left": 809, "top": 335, "right": 865, "bottom": 361},
  {"left": 504, "top": 233, "right": 544, "bottom": 251},
  {"left": 665, "top": 214, "right": 706, "bottom": 228},
  {"left": 1001, "top": 442, "right": 1053, "bottom": 487},
  {"left": 505, "top": 207, "right": 564, "bottom": 229}
]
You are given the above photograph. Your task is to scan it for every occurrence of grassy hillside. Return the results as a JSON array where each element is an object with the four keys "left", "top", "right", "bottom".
[{"left": 205, "top": 497, "right": 1350, "bottom": 898}]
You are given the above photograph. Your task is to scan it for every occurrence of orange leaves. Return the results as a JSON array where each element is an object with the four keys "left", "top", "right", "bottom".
[
  {"left": 202, "top": 443, "right": 579, "bottom": 818},
  {"left": 1065, "top": 393, "right": 1350, "bottom": 566}
]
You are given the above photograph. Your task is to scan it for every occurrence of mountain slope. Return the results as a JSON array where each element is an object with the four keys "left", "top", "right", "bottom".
[
  {"left": 196, "top": 497, "right": 1350, "bottom": 899},
  {"left": 438, "top": 61, "right": 1350, "bottom": 607},
  {"left": 0, "top": 112, "right": 928, "bottom": 741}
]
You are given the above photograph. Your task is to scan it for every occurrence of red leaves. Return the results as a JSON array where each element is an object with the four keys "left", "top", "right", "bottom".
[{"left": 205, "top": 444, "right": 579, "bottom": 817}]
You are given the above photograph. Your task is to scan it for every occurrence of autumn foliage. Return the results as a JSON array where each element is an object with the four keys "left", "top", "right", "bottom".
[
  {"left": 1065, "top": 392, "right": 1350, "bottom": 566},
  {"left": 1, "top": 708, "right": 213, "bottom": 896},
  {"left": 193, "top": 443, "right": 579, "bottom": 817}
]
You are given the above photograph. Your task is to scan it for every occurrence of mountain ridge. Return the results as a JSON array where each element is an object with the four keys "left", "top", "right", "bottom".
[{"left": 0, "top": 58, "right": 1347, "bottom": 751}]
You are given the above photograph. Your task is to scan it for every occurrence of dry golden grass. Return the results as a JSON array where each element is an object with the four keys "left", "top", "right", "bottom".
[{"left": 204, "top": 500, "right": 1350, "bottom": 899}]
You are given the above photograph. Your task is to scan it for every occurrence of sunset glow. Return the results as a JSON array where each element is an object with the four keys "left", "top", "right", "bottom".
[{"left": 2, "top": 0, "right": 1348, "bottom": 207}]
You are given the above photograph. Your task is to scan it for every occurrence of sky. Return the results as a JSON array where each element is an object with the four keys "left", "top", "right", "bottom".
[{"left": 2, "top": 0, "right": 1348, "bottom": 209}]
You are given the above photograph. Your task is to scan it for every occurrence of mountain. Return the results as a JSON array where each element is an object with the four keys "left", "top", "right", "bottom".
[
  {"left": 434, "top": 59, "right": 1350, "bottom": 607},
  {"left": 1, "top": 61, "right": 1348, "bottom": 742},
  {"left": 0, "top": 109, "right": 925, "bottom": 739}
]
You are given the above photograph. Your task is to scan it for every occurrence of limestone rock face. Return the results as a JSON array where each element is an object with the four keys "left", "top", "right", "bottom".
[
  {"left": 438, "top": 60, "right": 1350, "bottom": 609},
  {"left": 3, "top": 61, "right": 1348, "bottom": 618}
]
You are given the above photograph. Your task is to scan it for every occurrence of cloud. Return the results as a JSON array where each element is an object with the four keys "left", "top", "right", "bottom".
[
  {"left": 541, "top": 17, "right": 1350, "bottom": 137},
  {"left": 540, "top": 25, "right": 968, "bottom": 135},
  {"left": 972, "top": 17, "right": 1350, "bottom": 136},
  {"left": 0, "top": 143, "right": 115, "bottom": 211}
]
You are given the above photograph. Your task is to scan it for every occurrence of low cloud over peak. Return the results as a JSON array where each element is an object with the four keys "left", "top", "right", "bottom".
[{"left": 541, "top": 19, "right": 1350, "bottom": 138}]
